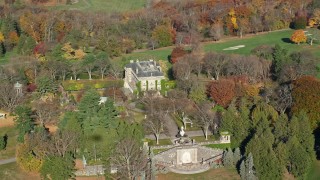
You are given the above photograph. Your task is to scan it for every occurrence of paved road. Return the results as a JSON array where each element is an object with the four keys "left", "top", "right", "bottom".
[{"left": 0, "top": 157, "right": 16, "bottom": 165}]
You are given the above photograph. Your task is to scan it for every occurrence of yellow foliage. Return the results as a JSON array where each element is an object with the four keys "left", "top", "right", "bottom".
[
  {"left": 290, "top": 30, "right": 307, "bottom": 44},
  {"left": 74, "top": 49, "right": 86, "bottom": 59},
  {"left": 229, "top": 8, "right": 238, "bottom": 30},
  {"left": 309, "top": 19, "right": 316, "bottom": 27},
  {"left": 228, "top": 8, "right": 236, "bottom": 16},
  {"left": 16, "top": 143, "right": 43, "bottom": 173},
  {"left": 244, "top": 84, "right": 260, "bottom": 97},
  {"left": 231, "top": 17, "right": 238, "bottom": 29},
  {"left": 62, "top": 42, "right": 74, "bottom": 53},
  {"left": 0, "top": 32, "right": 5, "bottom": 42}
]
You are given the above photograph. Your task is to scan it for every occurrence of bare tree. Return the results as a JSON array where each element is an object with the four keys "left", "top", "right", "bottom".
[
  {"left": 0, "top": 82, "right": 24, "bottom": 112},
  {"left": 173, "top": 56, "right": 192, "bottom": 80},
  {"left": 70, "top": 61, "right": 82, "bottom": 80},
  {"left": 49, "top": 130, "right": 79, "bottom": 157},
  {"left": 33, "top": 99, "right": 60, "bottom": 126},
  {"left": 193, "top": 101, "right": 215, "bottom": 140},
  {"left": 272, "top": 84, "right": 293, "bottom": 114},
  {"left": 111, "top": 138, "right": 148, "bottom": 180},
  {"left": 203, "top": 52, "right": 228, "bottom": 80}
]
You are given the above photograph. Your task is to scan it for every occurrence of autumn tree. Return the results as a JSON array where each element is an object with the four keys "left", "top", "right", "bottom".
[
  {"left": 170, "top": 46, "right": 187, "bottom": 64},
  {"left": 290, "top": 30, "right": 307, "bottom": 45},
  {"left": 207, "top": 79, "right": 235, "bottom": 107},
  {"left": 291, "top": 76, "right": 320, "bottom": 129},
  {"left": 151, "top": 25, "right": 174, "bottom": 48}
]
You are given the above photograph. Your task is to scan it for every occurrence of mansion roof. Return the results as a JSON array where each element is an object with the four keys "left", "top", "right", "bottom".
[{"left": 125, "top": 60, "right": 164, "bottom": 78}]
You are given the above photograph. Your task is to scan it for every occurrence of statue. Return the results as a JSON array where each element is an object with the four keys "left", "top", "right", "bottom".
[{"left": 179, "top": 126, "right": 185, "bottom": 137}]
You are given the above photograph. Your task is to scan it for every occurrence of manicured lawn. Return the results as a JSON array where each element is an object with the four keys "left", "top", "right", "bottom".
[
  {"left": 0, "top": 162, "right": 40, "bottom": 180},
  {"left": 192, "top": 135, "right": 215, "bottom": 143},
  {"left": 157, "top": 167, "right": 240, "bottom": 180},
  {"left": 306, "top": 160, "right": 320, "bottom": 180},
  {"left": 205, "top": 143, "right": 231, "bottom": 150},
  {"left": 51, "top": 0, "right": 146, "bottom": 13},
  {"left": 148, "top": 139, "right": 172, "bottom": 146},
  {"left": 153, "top": 148, "right": 169, "bottom": 155},
  {"left": 0, "top": 126, "right": 18, "bottom": 159},
  {"left": 172, "top": 114, "right": 201, "bottom": 131}
]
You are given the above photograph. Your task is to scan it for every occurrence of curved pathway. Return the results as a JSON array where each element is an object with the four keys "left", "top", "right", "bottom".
[{"left": 0, "top": 157, "right": 16, "bottom": 165}]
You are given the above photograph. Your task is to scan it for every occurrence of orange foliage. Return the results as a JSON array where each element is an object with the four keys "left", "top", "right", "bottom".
[
  {"left": 207, "top": 79, "right": 235, "bottom": 107},
  {"left": 290, "top": 30, "right": 307, "bottom": 44},
  {"left": 292, "top": 76, "right": 320, "bottom": 129},
  {"left": 170, "top": 46, "right": 188, "bottom": 64},
  {"left": 8, "top": 31, "right": 19, "bottom": 44}
]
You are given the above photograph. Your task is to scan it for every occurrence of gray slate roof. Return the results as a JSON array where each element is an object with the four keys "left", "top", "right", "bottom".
[{"left": 125, "top": 60, "right": 164, "bottom": 78}]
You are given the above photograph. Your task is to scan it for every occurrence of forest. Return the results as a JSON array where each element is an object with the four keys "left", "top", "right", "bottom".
[{"left": 0, "top": 0, "right": 320, "bottom": 180}]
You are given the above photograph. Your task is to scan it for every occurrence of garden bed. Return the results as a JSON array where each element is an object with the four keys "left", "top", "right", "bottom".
[{"left": 62, "top": 79, "right": 123, "bottom": 91}]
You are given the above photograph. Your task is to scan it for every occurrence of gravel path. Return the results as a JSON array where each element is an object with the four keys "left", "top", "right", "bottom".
[{"left": 0, "top": 157, "right": 16, "bottom": 165}]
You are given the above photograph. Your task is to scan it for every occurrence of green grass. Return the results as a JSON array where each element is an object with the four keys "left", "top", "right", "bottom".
[
  {"left": 157, "top": 167, "right": 240, "bottom": 180},
  {"left": 0, "top": 162, "right": 39, "bottom": 180},
  {"left": 205, "top": 143, "right": 231, "bottom": 150},
  {"left": 147, "top": 138, "right": 172, "bottom": 146},
  {"left": 172, "top": 114, "right": 201, "bottom": 131},
  {"left": 192, "top": 135, "right": 215, "bottom": 143},
  {"left": 152, "top": 148, "right": 169, "bottom": 155},
  {"left": 306, "top": 160, "right": 320, "bottom": 180},
  {"left": 0, "top": 126, "right": 18, "bottom": 159},
  {"left": 50, "top": 0, "right": 147, "bottom": 13}
]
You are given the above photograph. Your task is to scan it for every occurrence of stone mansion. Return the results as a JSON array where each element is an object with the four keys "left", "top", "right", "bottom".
[{"left": 124, "top": 59, "right": 165, "bottom": 93}]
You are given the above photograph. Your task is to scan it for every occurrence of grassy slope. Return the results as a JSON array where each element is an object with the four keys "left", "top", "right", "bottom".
[
  {"left": 124, "top": 29, "right": 320, "bottom": 61},
  {"left": 0, "top": 163, "right": 40, "bottom": 180},
  {"left": 0, "top": 126, "right": 18, "bottom": 159},
  {"left": 306, "top": 160, "right": 320, "bottom": 180},
  {"left": 51, "top": 0, "right": 146, "bottom": 12},
  {"left": 157, "top": 168, "right": 240, "bottom": 180}
]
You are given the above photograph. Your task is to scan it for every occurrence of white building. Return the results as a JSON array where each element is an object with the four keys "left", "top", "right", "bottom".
[{"left": 124, "top": 59, "right": 165, "bottom": 93}]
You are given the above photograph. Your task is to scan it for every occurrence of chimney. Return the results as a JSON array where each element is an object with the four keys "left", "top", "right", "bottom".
[{"left": 136, "top": 68, "right": 139, "bottom": 74}]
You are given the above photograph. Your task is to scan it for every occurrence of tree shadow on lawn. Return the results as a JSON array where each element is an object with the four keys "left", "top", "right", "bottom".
[{"left": 281, "top": 38, "right": 294, "bottom": 44}]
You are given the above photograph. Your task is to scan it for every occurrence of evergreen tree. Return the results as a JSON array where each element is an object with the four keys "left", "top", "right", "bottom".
[
  {"left": 0, "top": 43, "right": 5, "bottom": 57},
  {"left": 223, "top": 148, "right": 234, "bottom": 168},
  {"left": 287, "top": 136, "right": 311, "bottom": 178},
  {"left": 240, "top": 159, "right": 247, "bottom": 180},
  {"left": 14, "top": 105, "right": 34, "bottom": 143},
  {"left": 233, "top": 147, "right": 241, "bottom": 167},
  {"left": 0, "top": 134, "right": 7, "bottom": 150},
  {"left": 274, "top": 142, "right": 289, "bottom": 169},
  {"left": 272, "top": 44, "right": 289, "bottom": 77},
  {"left": 273, "top": 114, "right": 289, "bottom": 145},
  {"left": 296, "top": 112, "right": 316, "bottom": 160},
  {"left": 246, "top": 153, "right": 257, "bottom": 180},
  {"left": 78, "top": 89, "right": 100, "bottom": 121},
  {"left": 40, "top": 154, "right": 75, "bottom": 180}
]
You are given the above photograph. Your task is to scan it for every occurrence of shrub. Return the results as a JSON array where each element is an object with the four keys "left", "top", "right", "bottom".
[{"left": 293, "top": 16, "right": 307, "bottom": 30}]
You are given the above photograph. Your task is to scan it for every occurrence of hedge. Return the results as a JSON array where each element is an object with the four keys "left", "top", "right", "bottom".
[{"left": 62, "top": 79, "right": 124, "bottom": 91}]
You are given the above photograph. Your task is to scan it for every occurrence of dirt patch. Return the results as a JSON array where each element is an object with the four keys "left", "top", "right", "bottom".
[
  {"left": 45, "top": 124, "right": 58, "bottom": 133},
  {"left": 0, "top": 110, "right": 14, "bottom": 128}
]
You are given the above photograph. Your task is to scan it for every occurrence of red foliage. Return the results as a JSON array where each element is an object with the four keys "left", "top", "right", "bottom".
[
  {"left": 207, "top": 79, "right": 236, "bottom": 107},
  {"left": 170, "top": 46, "right": 188, "bottom": 64},
  {"left": 26, "top": 83, "right": 37, "bottom": 92},
  {"left": 33, "top": 42, "right": 47, "bottom": 55}
]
